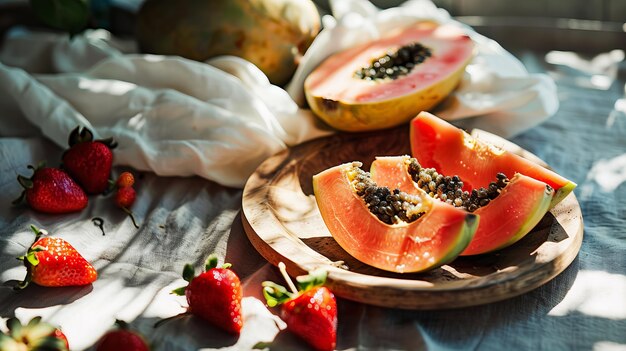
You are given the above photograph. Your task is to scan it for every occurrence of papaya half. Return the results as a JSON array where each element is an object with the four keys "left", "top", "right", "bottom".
[{"left": 304, "top": 21, "right": 475, "bottom": 132}]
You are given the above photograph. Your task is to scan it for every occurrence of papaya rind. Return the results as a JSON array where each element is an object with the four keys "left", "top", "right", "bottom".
[
  {"left": 487, "top": 184, "right": 553, "bottom": 254},
  {"left": 460, "top": 174, "right": 554, "bottom": 256},
  {"left": 305, "top": 61, "right": 470, "bottom": 132},
  {"left": 437, "top": 213, "right": 479, "bottom": 263},
  {"left": 550, "top": 180, "right": 577, "bottom": 210}
]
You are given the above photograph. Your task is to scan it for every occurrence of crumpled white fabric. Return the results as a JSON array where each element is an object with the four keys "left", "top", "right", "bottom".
[{"left": 0, "top": 0, "right": 558, "bottom": 188}]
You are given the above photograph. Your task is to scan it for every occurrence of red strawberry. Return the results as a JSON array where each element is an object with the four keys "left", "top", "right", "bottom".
[
  {"left": 171, "top": 255, "right": 243, "bottom": 334},
  {"left": 114, "top": 184, "right": 139, "bottom": 228},
  {"left": 96, "top": 320, "right": 149, "bottom": 351},
  {"left": 0, "top": 316, "right": 69, "bottom": 351},
  {"left": 116, "top": 171, "right": 135, "bottom": 188},
  {"left": 13, "top": 164, "right": 88, "bottom": 214},
  {"left": 15, "top": 225, "right": 98, "bottom": 289},
  {"left": 62, "top": 126, "right": 116, "bottom": 194},
  {"left": 115, "top": 186, "right": 136, "bottom": 208},
  {"left": 263, "top": 264, "right": 337, "bottom": 351}
]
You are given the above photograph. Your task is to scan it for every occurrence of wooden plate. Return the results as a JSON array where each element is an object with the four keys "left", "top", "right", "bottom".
[{"left": 241, "top": 125, "right": 583, "bottom": 310}]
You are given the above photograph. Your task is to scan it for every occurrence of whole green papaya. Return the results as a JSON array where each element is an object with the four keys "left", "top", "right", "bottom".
[{"left": 136, "top": 0, "right": 320, "bottom": 86}]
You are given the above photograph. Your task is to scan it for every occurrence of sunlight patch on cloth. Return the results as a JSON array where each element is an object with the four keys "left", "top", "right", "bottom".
[
  {"left": 549, "top": 270, "right": 626, "bottom": 319},
  {"left": 586, "top": 154, "right": 626, "bottom": 192}
]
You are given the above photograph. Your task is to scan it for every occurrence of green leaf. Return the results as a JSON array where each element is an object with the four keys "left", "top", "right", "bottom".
[
  {"left": 171, "top": 286, "right": 186, "bottom": 296},
  {"left": 114, "top": 319, "right": 129, "bottom": 330},
  {"left": 296, "top": 269, "right": 327, "bottom": 292},
  {"left": 252, "top": 341, "right": 273, "bottom": 350},
  {"left": 17, "top": 175, "right": 33, "bottom": 190},
  {"left": 6, "top": 317, "right": 22, "bottom": 337},
  {"left": 182, "top": 264, "right": 195, "bottom": 282},
  {"left": 30, "top": 0, "right": 90, "bottom": 35},
  {"left": 26, "top": 316, "right": 43, "bottom": 328},
  {"left": 222, "top": 263, "right": 232, "bottom": 269},
  {"left": 205, "top": 254, "right": 218, "bottom": 271},
  {"left": 26, "top": 252, "right": 40, "bottom": 267},
  {"left": 262, "top": 281, "right": 292, "bottom": 307}
]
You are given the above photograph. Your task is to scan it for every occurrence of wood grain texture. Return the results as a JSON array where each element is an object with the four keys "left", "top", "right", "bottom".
[{"left": 241, "top": 125, "right": 583, "bottom": 310}]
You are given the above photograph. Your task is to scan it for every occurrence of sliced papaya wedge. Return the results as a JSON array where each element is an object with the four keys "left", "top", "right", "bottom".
[
  {"left": 312, "top": 162, "right": 478, "bottom": 272},
  {"left": 371, "top": 156, "right": 554, "bottom": 255},
  {"left": 410, "top": 112, "right": 576, "bottom": 209}
]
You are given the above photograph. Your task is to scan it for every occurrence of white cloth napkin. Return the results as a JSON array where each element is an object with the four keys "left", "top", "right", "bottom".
[{"left": 0, "top": 0, "right": 558, "bottom": 188}]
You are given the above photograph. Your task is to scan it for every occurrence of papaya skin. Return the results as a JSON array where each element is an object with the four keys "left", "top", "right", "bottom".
[{"left": 136, "top": 0, "right": 320, "bottom": 86}]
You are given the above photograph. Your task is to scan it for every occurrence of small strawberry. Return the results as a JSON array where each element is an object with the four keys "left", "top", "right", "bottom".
[
  {"left": 263, "top": 263, "right": 337, "bottom": 351},
  {"left": 96, "top": 320, "right": 149, "bottom": 351},
  {"left": 62, "top": 126, "right": 117, "bottom": 194},
  {"left": 113, "top": 172, "right": 139, "bottom": 228},
  {"left": 15, "top": 225, "right": 98, "bottom": 289},
  {"left": 115, "top": 186, "right": 136, "bottom": 209},
  {"left": 13, "top": 164, "right": 88, "bottom": 214},
  {"left": 116, "top": 172, "right": 135, "bottom": 188},
  {"left": 171, "top": 254, "right": 243, "bottom": 334},
  {"left": 0, "top": 316, "right": 69, "bottom": 351}
]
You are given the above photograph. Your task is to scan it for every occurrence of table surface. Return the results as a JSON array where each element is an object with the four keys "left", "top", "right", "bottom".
[{"left": 1, "top": 48, "right": 626, "bottom": 350}]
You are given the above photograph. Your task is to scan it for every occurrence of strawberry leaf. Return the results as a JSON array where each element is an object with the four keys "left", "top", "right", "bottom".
[
  {"left": 182, "top": 264, "right": 195, "bottom": 282},
  {"left": 6, "top": 317, "right": 22, "bottom": 336},
  {"left": 296, "top": 269, "right": 327, "bottom": 292},
  {"left": 262, "top": 281, "right": 293, "bottom": 307},
  {"left": 253, "top": 341, "right": 273, "bottom": 349},
  {"left": 171, "top": 286, "right": 187, "bottom": 296},
  {"left": 205, "top": 254, "right": 219, "bottom": 271},
  {"left": 26, "top": 316, "right": 43, "bottom": 328},
  {"left": 98, "top": 137, "right": 118, "bottom": 149},
  {"left": 114, "top": 319, "right": 130, "bottom": 330},
  {"left": 25, "top": 251, "right": 40, "bottom": 266},
  {"left": 16, "top": 175, "right": 33, "bottom": 190}
]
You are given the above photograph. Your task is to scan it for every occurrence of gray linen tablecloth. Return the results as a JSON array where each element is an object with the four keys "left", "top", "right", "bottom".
[{"left": 1, "top": 52, "right": 626, "bottom": 350}]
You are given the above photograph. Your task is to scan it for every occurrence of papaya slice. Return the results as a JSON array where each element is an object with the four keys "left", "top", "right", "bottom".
[
  {"left": 370, "top": 156, "right": 554, "bottom": 255},
  {"left": 304, "top": 22, "right": 474, "bottom": 132},
  {"left": 410, "top": 112, "right": 576, "bottom": 209},
  {"left": 312, "top": 162, "right": 478, "bottom": 273}
]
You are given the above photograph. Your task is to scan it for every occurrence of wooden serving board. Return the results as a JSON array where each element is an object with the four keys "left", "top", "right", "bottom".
[{"left": 241, "top": 125, "right": 583, "bottom": 310}]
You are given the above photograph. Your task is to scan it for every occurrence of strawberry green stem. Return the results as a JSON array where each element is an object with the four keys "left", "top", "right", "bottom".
[
  {"left": 122, "top": 207, "right": 140, "bottom": 228},
  {"left": 278, "top": 262, "right": 298, "bottom": 295},
  {"left": 14, "top": 226, "right": 48, "bottom": 290}
]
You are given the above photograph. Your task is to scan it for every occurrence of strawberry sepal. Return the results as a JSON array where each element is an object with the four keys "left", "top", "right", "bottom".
[
  {"left": 182, "top": 264, "right": 195, "bottom": 282},
  {"left": 171, "top": 286, "right": 187, "bottom": 296},
  {"left": 296, "top": 269, "right": 328, "bottom": 292},
  {"left": 204, "top": 255, "right": 219, "bottom": 271},
  {"left": 262, "top": 281, "right": 293, "bottom": 307},
  {"left": 171, "top": 263, "right": 195, "bottom": 295},
  {"left": 14, "top": 226, "right": 48, "bottom": 290},
  {"left": 13, "top": 164, "right": 43, "bottom": 206}
]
